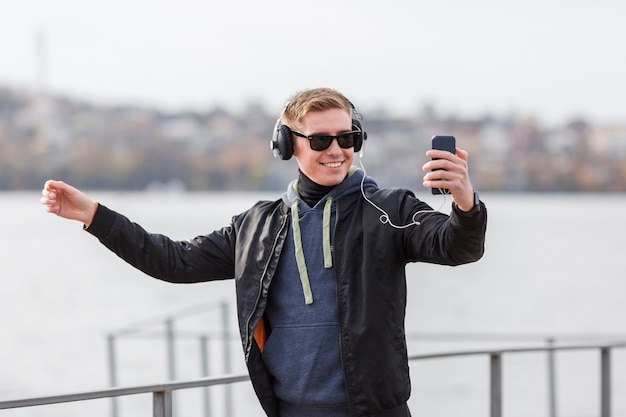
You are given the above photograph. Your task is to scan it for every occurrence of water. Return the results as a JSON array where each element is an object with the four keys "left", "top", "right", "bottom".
[{"left": 1, "top": 191, "right": 625, "bottom": 417}]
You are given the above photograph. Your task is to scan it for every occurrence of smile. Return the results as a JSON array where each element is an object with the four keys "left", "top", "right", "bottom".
[{"left": 322, "top": 161, "right": 343, "bottom": 168}]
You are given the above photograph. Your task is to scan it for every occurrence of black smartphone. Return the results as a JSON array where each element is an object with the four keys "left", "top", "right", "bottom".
[{"left": 431, "top": 135, "right": 456, "bottom": 195}]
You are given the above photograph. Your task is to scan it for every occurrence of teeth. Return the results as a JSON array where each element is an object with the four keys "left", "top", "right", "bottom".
[{"left": 324, "top": 162, "right": 342, "bottom": 168}]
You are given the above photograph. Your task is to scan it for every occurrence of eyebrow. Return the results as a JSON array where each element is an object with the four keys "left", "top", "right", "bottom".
[{"left": 307, "top": 129, "right": 354, "bottom": 136}]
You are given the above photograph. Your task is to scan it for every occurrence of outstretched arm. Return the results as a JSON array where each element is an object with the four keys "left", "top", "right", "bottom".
[{"left": 40, "top": 180, "right": 98, "bottom": 227}]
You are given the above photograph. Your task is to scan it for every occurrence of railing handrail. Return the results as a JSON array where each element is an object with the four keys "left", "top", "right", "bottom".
[
  {"left": 408, "top": 340, "right": 626, "bottom": 360},
  {"left": 2, "top": 340, "right": 626, "bottom": 415},
  {"left": 0, "top": 374, "right": 250, "bottom": 410},
  {"left": 405, "top": 331, "right": 626, "bottom": 342}
]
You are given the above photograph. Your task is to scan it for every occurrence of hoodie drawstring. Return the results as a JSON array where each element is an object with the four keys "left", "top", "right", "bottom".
[
  {"left": 291, "top": 197, "right": 334, "bottom": 305},
  {"left": 291, "top": 199, "right": 314, "bottom": 305},
  {"left": 323, "top": 197, "right": 333, "bottom": 268}
]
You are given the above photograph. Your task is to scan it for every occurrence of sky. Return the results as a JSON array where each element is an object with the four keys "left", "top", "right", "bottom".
[{"left": 1, "top": 0, "right": 625, "bottom": 126}]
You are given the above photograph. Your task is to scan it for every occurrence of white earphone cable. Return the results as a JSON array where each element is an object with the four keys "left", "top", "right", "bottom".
[{"left": 357, "top": 155, "right": 447, "bottom": 228}]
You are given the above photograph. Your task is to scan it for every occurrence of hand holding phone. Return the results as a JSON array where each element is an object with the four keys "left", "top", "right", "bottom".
[{"left": 430, "top": 135, "right": 456, "bottom": 195}]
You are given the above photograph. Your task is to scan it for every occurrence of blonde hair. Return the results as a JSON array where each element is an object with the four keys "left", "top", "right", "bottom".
[{"left": 281, "top": 88, "right": 354, "bottom": 129}]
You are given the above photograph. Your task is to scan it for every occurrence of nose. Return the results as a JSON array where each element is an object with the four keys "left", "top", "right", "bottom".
[{"left": 325, "top": 138, "right": 343, "bottom": 153}]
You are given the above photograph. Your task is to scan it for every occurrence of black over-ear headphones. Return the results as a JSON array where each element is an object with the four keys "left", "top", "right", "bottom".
[{"left": 270, "top": 101, "right": 367, "bottom": 160}]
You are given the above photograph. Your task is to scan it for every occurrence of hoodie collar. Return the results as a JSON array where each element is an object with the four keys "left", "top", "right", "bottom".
[{"left": 283, "top": 166, "right": 376, "bottom": 209}]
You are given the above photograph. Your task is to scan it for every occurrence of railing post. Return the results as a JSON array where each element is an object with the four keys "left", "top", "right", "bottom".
[
  {"left": 165, "top": 318, "right": 176, "bottom": 416},
  {"left": 490, "top": 353, "right": 502, "bottom": 417},
  {"left": 153, "top": 389, "right": 173, "bottom": 417},
  {"left": 547, "top": 338, "right": 558, "bottom": 417},
  {"left": 221, "top": 301, "right": 233, "bottom": 417},
  {"left": 165, "top": 319, "right": 176, "bottom": 381},
  {"left": 601, "top": 347, "right": 611, "bottom": 417},
  {"left": 201, "top": 335, "right": 212, "bottom": 417},
  {"left": 107, "top": 334, "right": 119, "bottom": 417}
]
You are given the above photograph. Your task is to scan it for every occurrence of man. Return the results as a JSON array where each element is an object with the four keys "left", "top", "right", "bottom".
[{"left": 41, "top": 87, "right": 487, "bottom": 416}]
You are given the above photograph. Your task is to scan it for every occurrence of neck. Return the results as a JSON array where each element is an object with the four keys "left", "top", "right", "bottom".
[{"left": 297, "top": 171, "right": 336, "bottom": 207}]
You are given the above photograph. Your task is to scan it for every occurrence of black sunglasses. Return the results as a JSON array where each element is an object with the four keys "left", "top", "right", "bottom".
[{"left": 291, "top": 130, "right": 361, "bottom": 151}]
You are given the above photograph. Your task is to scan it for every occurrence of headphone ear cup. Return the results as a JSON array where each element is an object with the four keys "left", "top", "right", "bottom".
[
  {"left": 272, "top": 124, "right": 294, "bottom": 160},
  {"left": 352, "top": 119, "right": 366, "bottom": 153}
]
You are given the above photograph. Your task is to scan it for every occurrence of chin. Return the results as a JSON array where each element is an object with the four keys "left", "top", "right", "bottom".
[{"left": 319, "top": 173, "right": 348, "bottom": 186}]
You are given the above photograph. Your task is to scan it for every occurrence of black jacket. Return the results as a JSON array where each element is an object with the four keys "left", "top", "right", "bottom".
[{"left": 87, "top": 185, "right": 487, "bottom": 417}]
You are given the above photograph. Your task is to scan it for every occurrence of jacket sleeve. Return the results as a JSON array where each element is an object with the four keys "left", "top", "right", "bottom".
[
  {"left": 399, "top": 190, "right": 487, "bottom": 266},
  {"left": 445, "top": 200, "right": 488, "bottom": 264},
  {"left": 85, "top": 203, "right": 236, "bottom": 283}
]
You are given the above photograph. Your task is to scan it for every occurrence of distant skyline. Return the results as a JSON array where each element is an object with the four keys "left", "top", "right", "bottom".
[{"left": 1, "top": 0, "right": 625, "bottom": 126}]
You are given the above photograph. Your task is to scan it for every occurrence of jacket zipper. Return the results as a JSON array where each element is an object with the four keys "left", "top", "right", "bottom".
[
  {"left": 334, "top": 200, "right": 355, "bottom": 417},
  {"left": 244, "top": 209, "right": 289, "bottom": 361}
]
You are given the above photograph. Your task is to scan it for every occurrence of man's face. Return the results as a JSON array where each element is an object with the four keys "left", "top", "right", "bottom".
[{"left": 293, "top": 108, "right": 354, "bottom": 186}]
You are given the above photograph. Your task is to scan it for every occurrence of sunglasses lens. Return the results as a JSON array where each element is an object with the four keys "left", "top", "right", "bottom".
[
  {"left": 310, "top": 136, "right": 334, "bottom": 151},
  {"left": 337, "top": 132, "right": 357, "bottom": 149}
]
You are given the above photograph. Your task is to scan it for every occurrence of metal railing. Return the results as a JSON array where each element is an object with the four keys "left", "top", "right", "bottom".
[
  {"left": 0, "top": 374, "right": 249, "bottom": 417},
  {"left": 1, "top": 340, "right": 625, "bottom": 417},
  {"left": 106, "top": 300, "right": 235, "bottom": 417},
  {"left": 408, "top": 341, "right": 626, "bottom": 417}
]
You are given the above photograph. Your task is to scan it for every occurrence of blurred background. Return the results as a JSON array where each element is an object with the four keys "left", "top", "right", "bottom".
[
  {"left": 1, "top": 0, "right": 625, "bottom": 192},
  {"left": 1, "top": 1, "right": 626, "bottom": 417}
]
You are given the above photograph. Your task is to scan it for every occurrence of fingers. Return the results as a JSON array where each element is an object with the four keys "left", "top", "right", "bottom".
[
  {"left": 43, "top": 179, "right": 68, "bottom": 194},
  {"left": 422, "top": 169, "right": 463, "bottom": 193},
  {"left": 40, "top": 180, "right": 64, "bottom": 214},
  {"left": 455, "top": 147, "right": 469, "bottom": 162},
  {"left": 422, "top": 149, "right": 466, "bottom": 176},
  {"left": 422, "top": 148, "right": 470, "bottom": 194},
  {"left": 40, "top": 192, "right": 58, "bottom": 214},
  {"left": 423, "top": 148, "right": 466, "bottom": 170}
]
